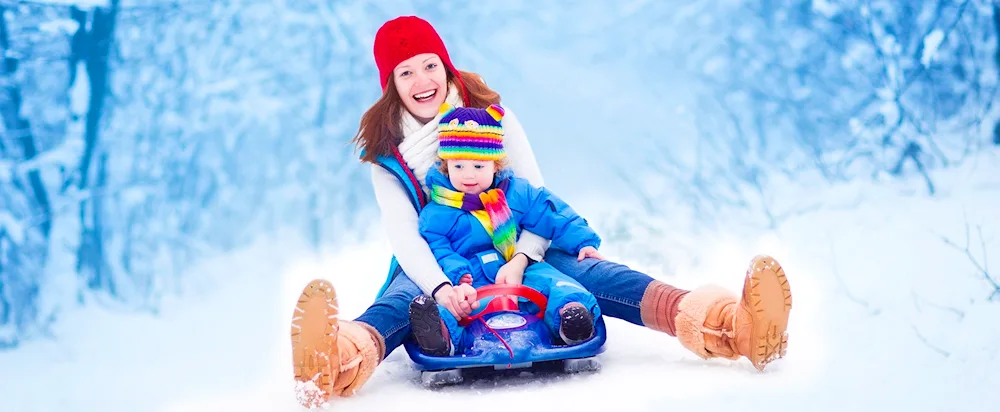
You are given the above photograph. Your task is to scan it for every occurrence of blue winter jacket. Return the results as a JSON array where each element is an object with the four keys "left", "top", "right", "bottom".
[{"left": 418, "top": 166, "right": 601, "bottom": 283}]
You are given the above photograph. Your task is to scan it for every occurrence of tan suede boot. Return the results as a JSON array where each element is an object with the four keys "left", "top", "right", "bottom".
[
  {"left": 290, "top": 280, "right": 385, "bottom": 409},
  {"left": 675, "top": 255, "right": 792, "bottom": 371}
]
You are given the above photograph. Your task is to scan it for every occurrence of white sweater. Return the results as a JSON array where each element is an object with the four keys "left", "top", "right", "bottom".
[{"left": 370, "top": 85, "right": 551, "bottom": 295}]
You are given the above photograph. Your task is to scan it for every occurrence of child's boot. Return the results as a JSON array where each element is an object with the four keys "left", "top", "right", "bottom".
[
  {"left": 558, "top": 302, "right": 595, "bottom": 345},
  {"left": 674, "top": 255, "right": 793, "bottom": 371},
  {"left": 409, "top": 294, "right": 453, "bottom": 356},
  {"left": 290, "top": 280, "right": 385, "bottom": 409}
]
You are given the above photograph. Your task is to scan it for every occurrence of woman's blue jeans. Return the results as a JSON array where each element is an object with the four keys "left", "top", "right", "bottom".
[{"left": 353, "top": 248, "right": 656, "bottom": 359}]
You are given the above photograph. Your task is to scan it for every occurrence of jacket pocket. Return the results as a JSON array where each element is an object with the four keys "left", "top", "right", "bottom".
[{"left": 471, "top": 249, "right": 505, "bottom": 283}]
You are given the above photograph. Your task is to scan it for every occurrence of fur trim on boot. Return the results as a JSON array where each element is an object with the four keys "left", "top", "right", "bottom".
[
  {"left": 674, "top": 284, "right": 740, "bottom": 361},
  {"left": 331, "top": 321, "right": 383, "bottom": 397}
]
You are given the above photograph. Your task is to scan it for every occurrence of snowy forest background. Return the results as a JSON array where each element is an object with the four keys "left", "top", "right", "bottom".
[{"left": 2, "top": 0, "right": 999, "bottom": 352}]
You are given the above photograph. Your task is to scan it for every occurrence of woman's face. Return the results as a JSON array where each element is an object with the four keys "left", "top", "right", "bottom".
[{"left": 393, "top": 53, "right": 448, "bottom": 123}]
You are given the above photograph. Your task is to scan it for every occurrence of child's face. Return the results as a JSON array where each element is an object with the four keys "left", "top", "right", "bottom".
[{"left": 446, "top": 159, "right": 496, "bottom": 195}]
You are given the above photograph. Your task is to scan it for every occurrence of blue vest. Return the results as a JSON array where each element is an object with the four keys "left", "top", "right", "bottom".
[{"left": 369, "top": 149, "right": 427, "bottom": 299}]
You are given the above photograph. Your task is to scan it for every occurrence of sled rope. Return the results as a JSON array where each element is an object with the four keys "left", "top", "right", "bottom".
[{"left": 478, "top": 317, "right": 514, "bottom": 360}]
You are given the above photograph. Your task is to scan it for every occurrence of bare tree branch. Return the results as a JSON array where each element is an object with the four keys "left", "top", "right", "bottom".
[
  {"left": 912, "top": 324, "right": 950, "bottom": 357},
  {"left": 911, "top": 289, "right": 965, "bottom": 321},
  {"left": 829, "top": 233, "right": 880, "bottom": 316},
  {"left": 939, "top": 214, "right": 1000, "bottom": 301}
]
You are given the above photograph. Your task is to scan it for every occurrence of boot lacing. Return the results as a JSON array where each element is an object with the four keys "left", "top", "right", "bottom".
[
  {"left": 702, "top": 327, "right": 734, "bottom": 338},
  {"left": 340, "top": 355, "right": 363, "bottom": 373},
  {"left": 329, "top": 322, "right": 364, "bottom": 373},
  {"left": 701, "top": 326, "right": 736, "bottom": 355}
]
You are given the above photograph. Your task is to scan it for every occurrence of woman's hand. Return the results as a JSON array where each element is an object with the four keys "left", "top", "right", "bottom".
[
  {"left": 577, "top": 246, "right": 605, "bottom": 262},
  {"left": 434, "top": 282, "right": 480, "bottom": 319}
]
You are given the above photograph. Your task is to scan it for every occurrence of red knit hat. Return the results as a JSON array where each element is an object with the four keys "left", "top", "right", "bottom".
[{"left": 373, "top": 16, "right": 470, "bottom": 105}]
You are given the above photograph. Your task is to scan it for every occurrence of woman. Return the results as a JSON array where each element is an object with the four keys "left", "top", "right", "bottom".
[{"left": 289, "top": 15, "right": 793, "bottom": 409}]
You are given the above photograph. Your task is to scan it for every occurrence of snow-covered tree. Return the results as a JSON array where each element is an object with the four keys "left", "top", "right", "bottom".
[
  {"left": 601, "top": 0, "right": 1000, "bottom": 227},
  {"left": 1, "top": 1, "right": 83, "bottom": 348}
]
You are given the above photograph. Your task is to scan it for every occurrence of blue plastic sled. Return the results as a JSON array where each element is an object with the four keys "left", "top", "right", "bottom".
[{"left": 403, "top": 284, "right": 607, "bottom": 386}]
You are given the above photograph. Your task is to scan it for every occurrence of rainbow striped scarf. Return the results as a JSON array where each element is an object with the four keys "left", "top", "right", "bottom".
[{"left": 430, "top": 179, "right": 516, "bottom": 262}]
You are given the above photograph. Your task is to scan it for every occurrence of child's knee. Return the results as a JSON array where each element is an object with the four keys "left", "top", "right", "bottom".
[
  {"left": 549, "top": 290, "right": 596, "bottom": 313},
  {"left": 550, "top": 280, "right": 596, "bottom": 305}
]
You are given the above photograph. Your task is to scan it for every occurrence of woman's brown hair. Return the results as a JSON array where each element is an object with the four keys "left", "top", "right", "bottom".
[{"left": 352, "top": 69, "right": 501, "bottom": 164}]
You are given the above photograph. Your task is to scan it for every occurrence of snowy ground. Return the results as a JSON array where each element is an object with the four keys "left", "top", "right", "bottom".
[{"left": 2, "top": 148, "right": 999, "bottom": 412}]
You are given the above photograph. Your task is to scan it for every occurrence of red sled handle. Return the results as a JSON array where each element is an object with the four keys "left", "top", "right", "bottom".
[{"left": 457, "top": 284, "right": 548, "bottom": 327}]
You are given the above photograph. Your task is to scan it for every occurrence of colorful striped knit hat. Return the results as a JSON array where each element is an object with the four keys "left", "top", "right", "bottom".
[{"left": 437, "top": 103, "right": 506, "bottom": 161}]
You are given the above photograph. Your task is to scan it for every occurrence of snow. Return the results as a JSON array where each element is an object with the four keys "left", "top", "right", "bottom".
[
  {"left": 0, "top": 160, "right": 11, "bottom": 183},
  {"left": 29, "top": 0, "right": 110, "bottom": 8},
  {"left": 13, "top": 137, "right": 84, "bottom": 175},
  {"left": 2, "top": 148, "right": 999, "bottom": 412},
  {"left": 38, "top": 18, "right": 79, "bottom": 35},
  {"left": 0, "top": 210, "right": 25, "bottom": 243},
  {"left": 69, "top": 61, "right": 90, "bottom": 116},
  {"left": 921, "top": 29, "right": 945, "bottom": 67},
  {"left": 811, "top": 0, "right": 840, "bottom": 18}
]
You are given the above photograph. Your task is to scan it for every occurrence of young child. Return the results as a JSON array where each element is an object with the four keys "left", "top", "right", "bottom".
[{"left": 409, "top": 103, "right": 604, "bottom": 356}]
